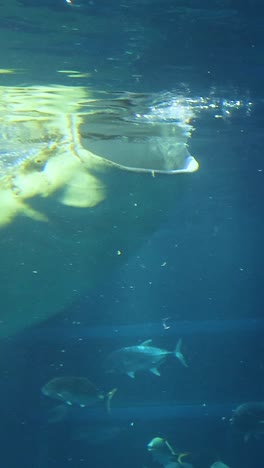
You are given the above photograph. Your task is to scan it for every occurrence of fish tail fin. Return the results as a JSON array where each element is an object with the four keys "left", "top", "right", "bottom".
[
  {"left": 164, "top": 440, "right": 189, "bottom": 465},
  {"left": 175, "top": 338, "right": 188, "bottom": 367},
  {"left": 105, "top": 388, "right": 117, "bottom": 414},
  {"left": 177, "top": 452, "right": 190, "bottom": 465}
]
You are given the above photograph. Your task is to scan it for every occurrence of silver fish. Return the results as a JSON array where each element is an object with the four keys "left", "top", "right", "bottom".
[
  {"left": 42, "top": 376, "right": 117, "bottom": 413},
  {"left": 147, "top": 437, "right": 190, "bottom": 468},
  {"left": 105, "top": 338, "right": 188, "bottom": 378}
]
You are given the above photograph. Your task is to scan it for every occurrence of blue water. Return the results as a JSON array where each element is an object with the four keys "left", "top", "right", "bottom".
[{"left": 0, "top": 1, "right": 264, "bottom": 467}]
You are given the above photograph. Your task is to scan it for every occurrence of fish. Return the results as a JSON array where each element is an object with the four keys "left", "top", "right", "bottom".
[
  {"left": 210, "top": 462, "right": 230, "bottom": 468},
  {"left": 105, "top": 338, "right": 188, "bottom": 378},
  {"left": 231, "top": 401, "right": 264, "bottom": 442},
  {"left": 147, "top": 436, "right": 189, "bottom": 467},
  {"left": 0, "top": 85, "right": 199, "bottom": 339},
  {"left": 41, "top": 377, "right": 117, "bottom": 413}
]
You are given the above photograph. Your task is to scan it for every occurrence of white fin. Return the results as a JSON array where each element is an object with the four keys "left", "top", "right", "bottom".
[
  {"left": 80, "top": 404, "right": 86, "bottom": 408},
  {"left": 175, "top": 338, "right": 188, "bottom": 367},
  {"left": 141, "top": 339, "right": 152, "bottom": 346},
  {"left": 66, "top": 400, "right": 73, "bottom": 406},
  {"left": 127, "top": 371, "right": 135, "bottom": 378},
  {"left": 150, "top": 367, "right": 160, "bottom": 376}
]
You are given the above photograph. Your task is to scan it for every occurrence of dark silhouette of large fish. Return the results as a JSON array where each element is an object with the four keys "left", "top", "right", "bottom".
[
  {"left": 231, "top": 401, "right": 264, "bottom": 442},
  {"left": 42, "top": 376, "right": 116, "bottom": 413}
]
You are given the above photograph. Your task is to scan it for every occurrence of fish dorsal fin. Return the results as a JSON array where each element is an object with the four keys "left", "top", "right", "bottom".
[
  {"left": 141, "top": 339, "right": 152, "bottom": 346},
  {"left": 150, "top": 367, "right": 160, "bottom": 377}
]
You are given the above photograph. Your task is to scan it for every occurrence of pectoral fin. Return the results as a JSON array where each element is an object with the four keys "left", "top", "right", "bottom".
[
  {"left": 127, "top": 371, "right": 135, "bottom": 378},
  {"left": 47, "top": 404, "right": 69, "bottom": 424},
  {"left": 150, "top": 367, "right": 160, "bottom": 376}
]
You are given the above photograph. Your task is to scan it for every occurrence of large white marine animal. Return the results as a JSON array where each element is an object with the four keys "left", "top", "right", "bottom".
[{"left": 0, "top": 85, "right": 198, "bottom": 338}]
